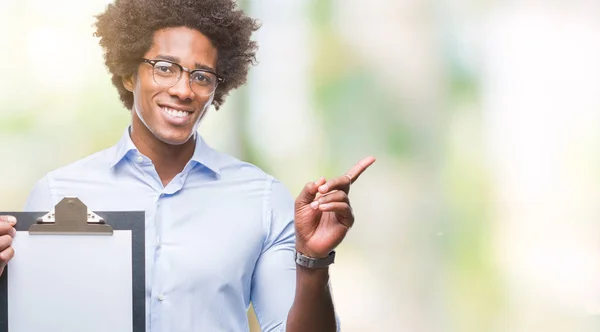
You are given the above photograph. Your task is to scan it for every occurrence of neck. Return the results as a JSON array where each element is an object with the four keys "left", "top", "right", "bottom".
[{"left": 130, "top": 121, "right": 195, "bottom": 187}]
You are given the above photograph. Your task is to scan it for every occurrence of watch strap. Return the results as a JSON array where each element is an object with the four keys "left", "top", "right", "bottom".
[{"left": 295, "top": 250, "right": 335, "bottom": 269}]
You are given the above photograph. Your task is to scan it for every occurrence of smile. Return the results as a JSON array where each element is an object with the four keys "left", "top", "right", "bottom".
[{"left": 163, "top": 107, "right": 192, "bottom": 118}]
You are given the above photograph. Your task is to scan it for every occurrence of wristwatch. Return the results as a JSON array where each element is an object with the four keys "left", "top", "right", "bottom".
[{"left": 294, "top": 250, "right": 336, "bottom": 269}]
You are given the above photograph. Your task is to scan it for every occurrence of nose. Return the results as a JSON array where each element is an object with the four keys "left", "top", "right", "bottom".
[{"left": 167, "top": 72, "right": 195, "bottom": 101}]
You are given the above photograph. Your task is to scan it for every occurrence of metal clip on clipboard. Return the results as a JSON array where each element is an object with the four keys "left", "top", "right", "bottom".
[{"left": 28, "top": 197, "right": 113, "bottom": 235}]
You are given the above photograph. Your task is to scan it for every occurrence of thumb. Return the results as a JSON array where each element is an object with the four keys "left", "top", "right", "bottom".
[
  {"left": 0, "top": 215, "right": 16, "bottom": 226},
  {"left": 295, "top": 180, "right": 322, "bottom": 207}
]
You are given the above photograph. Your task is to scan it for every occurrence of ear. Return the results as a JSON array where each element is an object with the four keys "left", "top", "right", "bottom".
[{"left": 122, "top": 74, "right": 135, "bottom": 92}]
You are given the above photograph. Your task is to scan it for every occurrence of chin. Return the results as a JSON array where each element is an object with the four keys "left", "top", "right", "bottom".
[{"left": 154, "top": 128, "right": 195, "bottom": 146}]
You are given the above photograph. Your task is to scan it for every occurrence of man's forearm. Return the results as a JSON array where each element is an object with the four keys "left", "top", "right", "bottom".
[{"left": 286, "top": 266, "right": 337, "bottom": 332}]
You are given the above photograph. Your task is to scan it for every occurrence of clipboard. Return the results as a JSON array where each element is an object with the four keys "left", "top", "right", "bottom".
[{"left": 0, "top": 197, "right": 146, "bottom": 332}]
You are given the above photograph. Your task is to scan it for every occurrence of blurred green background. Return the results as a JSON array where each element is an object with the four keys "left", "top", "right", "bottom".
[{"left": 2, "top": 0, "right": 600, "bottom": 331}]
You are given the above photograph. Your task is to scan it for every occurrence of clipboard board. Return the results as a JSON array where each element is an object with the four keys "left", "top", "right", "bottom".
[{"left": 0, "top": 197, "right": 146, "bottom": 332}]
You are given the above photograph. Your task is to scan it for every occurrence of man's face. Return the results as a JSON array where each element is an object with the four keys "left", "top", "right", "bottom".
[{"left": 124, "top": 27, "right": 218, "bottom": 145}]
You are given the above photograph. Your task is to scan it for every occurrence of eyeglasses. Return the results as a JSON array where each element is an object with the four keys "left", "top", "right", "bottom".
[{"left": 141, "top": 58, "right": 224, "bottom": 96}]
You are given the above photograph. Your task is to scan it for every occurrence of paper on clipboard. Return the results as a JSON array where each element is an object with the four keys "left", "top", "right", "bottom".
[{"left": 0, "top": 197, "right": 146, "bottom": 332}]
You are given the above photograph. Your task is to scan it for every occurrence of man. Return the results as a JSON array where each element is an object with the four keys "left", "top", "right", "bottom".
[{"left": 0, "top": 1, "right": 375, "bottom": 331}]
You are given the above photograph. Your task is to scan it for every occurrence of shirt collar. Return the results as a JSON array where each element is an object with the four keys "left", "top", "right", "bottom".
[
  {"left": 109, "top": 127, "right": 137, "bottom": 169},
  {"left": 109, "top": 126, "right": 222, "bottom": 177},
  {"left": 190, "top": 134, "right": 222, "bottom": 177}
]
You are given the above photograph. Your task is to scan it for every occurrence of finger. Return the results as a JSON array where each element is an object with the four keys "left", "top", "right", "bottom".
[
  {"left": 313, "top": 177, "right": 327, "bottom": 200},
  {"left": 315, "top": 177, "right": 326, "bottom": 186},
  {"left": 0, "top": 235, "right": 12, "bottom": 252},
  {"left": 315, "top": 189, "right": 339, "bottom": 201},
  {"left": 296, "top": 177, "right": 326, "bottom": 207},
  {"left": 310, "top": 190, "right": 346, "bottom": 209},
  {"left": 0, "top": 220, "right": 15, "bottom": 236},
  {"left": 298, "top": 176, "right": 328, "bottom": 206},
  {"left": 0, "top": 246, "right": 14, "bottom": 264},
  {"left": 318, "top": 174, "right": 352, "bottom": 195},
  {"left": 317, "top": 203, "right": 354, "bottom": 228},
  {"left": 344, "top": 156, "right": 376, "bottom": 184},
  {"left": 0, "top": 215, "right": 17, "bottom": 226},
  {"left": 317, "top": 190, "right": 349, "bottom": 205}
]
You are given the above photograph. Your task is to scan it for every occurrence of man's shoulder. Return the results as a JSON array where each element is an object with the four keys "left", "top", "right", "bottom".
[
  {"left": 210, "top": 149, "right": 294, "bottom": 201},
  {"left": 24, "top": 145, "right": 118, "bottom": 211},
  {"left": 208, "top": 147, "right": 276, "bottom": 182},
  {"left": 46, "top": 145, "right": 116, "bottom": 180}
]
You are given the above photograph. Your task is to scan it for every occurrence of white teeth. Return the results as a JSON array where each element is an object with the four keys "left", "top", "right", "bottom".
[{"left": 163, "top": 107, "right": 190, "bottom": 118}]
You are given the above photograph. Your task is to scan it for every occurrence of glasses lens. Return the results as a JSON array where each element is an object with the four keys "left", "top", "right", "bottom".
[
  {"left": 152, "top": 61, "right": 180, "bottom": 86},
  {"left": 190, "top": 71, "right": 218, "bottom": 96}
]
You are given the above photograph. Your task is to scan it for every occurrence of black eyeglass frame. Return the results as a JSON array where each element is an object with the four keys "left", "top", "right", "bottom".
[{"left": 141, "top": 58, "right": 225, "bottom": 91}]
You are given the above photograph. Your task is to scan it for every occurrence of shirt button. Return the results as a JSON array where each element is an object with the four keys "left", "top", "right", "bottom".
[
  {"left": 158, "top": 293, "right": 165, "bottom": 301},
  {"left": 136, "top": 156, "right": 144, "bottom": 163}
]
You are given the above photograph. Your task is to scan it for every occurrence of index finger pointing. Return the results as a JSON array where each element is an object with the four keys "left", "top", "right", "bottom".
[{"left": 345, "top": 156, "right": 376, "bottom": 183}]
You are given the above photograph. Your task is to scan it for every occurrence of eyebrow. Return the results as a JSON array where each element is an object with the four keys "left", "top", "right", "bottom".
[{"left": 155, "top": 54, "right": 216, "bottom": 72}]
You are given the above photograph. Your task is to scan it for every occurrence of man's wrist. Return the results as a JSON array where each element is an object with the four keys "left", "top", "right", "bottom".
[{"left": 294, "top": 244, "right": 330, "bottom": 259}]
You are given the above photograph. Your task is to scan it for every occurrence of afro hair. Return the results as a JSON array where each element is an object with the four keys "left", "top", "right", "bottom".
[{"left": 93, "top": 0, "right": 260, "bottom": 110}]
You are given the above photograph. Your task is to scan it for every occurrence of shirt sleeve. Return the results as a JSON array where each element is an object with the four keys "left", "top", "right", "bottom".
[
  {"left": 250, "top": 178, "right": 297, "bottom": 332},
  {"left": 23, "top": 175, "right": 55, "bottom": 212},
  {"left": 250, "top": 178, "right": 340, "bottom": 332}
]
